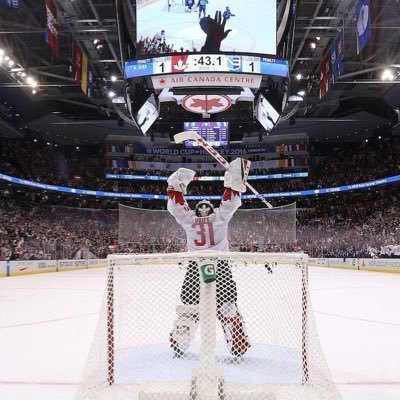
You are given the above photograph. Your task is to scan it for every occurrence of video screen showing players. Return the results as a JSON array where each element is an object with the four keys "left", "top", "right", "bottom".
[
  {"left": 136, "top": 94, "right": 159, "bottom": 135},
  {"left": 256, "top": 94, "right": 280, "bottom": 132},
  {"left": 136, "top": 0, "right": 277, "bottom": 57}
]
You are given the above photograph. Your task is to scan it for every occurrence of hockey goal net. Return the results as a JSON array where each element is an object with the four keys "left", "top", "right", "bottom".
[
  {"left": 77, "top": 252, "right": 341, "bottom": 400},
  {"left": 168, "top": 0, "right": 184, "bottom": 12}
]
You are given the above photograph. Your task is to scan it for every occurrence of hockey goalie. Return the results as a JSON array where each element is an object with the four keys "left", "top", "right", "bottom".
[{"left": 167, "top": 158, "right": 251, "bottom": 358}]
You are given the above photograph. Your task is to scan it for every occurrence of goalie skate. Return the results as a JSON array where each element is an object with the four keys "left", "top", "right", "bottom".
[{"left": 217, "top": 303, "right": 251, "bottom": 357}]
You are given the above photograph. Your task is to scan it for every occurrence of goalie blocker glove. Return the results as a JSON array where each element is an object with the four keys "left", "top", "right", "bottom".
[
  {"left": 167, "top": 168, "right": 196, "bottom": 195},
  {"left": 224, "top": 158, "right": 251, "bottom": 193}
]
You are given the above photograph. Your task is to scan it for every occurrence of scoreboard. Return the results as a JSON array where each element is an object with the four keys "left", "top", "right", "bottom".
[
  {"left": 125, "top": 54, "right": 289, "bottom": 79},
  {"left": 183, "top": 122, "right": 229, "bottom": 148}
]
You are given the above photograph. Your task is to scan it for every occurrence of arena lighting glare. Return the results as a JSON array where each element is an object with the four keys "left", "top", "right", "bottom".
[
  {"left": 381, "top": 69, "right": 394, "bottom": 81},
  {"left": 310, "top": 42, "right": 317, "bottom": 50},
  {"left": 108, "top": 91, "right": 116, "bottom": 98},
  {"left": 0, "top": 49, "right": 4, "bottom": 56},
  {"left": 110, "top": 75, "right": 117, "bottom": 82},
  {"left": 296, "top": 73, "right": 302, "bottom": 80},
  {"left": 297, "top": 90, "right": 306, "bottom": 97}
]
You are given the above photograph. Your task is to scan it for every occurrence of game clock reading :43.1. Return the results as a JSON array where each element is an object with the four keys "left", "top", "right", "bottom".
[{"left": 154, "top": 54, "right": 258, "bottom": 74}]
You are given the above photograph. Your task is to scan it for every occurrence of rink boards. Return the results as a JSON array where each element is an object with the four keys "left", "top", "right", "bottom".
[{"left": 1, "top": 256, "right": 400, "bottom": 277}]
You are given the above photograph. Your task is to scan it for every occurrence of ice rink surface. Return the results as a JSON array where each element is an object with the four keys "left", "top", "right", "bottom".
[{"left": 0, "top": 266, "right": 400, "bottom": 400}]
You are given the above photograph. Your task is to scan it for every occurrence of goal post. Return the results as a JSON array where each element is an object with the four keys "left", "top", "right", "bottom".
[{"left": 77, "top": 251, "right": 341, "bottom": 400}]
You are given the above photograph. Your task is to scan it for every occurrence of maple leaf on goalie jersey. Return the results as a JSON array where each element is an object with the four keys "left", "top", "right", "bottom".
[{"left": 190, "top": 98, "right": 224, "bottom": 112}]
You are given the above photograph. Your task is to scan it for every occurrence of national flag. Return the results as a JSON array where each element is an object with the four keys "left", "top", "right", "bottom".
[
  {"left": 355, "top": 0, "right": 371, "bottom": 54},
  {"left": 81, "top": 51, "right": 89, "bottom": 94},
  {"left": 45, "top": 0, "right": 60, "bottom": 58},
  {"left": 331, "top": 31, "right": 345, "bottom": 84}
]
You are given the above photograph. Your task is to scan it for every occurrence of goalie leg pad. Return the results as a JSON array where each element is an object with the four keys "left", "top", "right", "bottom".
[
  {"left": 217, "top": 302, "right": 251, "bottom": 357},
  {"left": 170, "top": 305, "right": 199, "bottom": 357}
]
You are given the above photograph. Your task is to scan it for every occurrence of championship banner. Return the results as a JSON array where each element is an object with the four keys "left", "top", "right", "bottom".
[
  {"left": 355, "top": 0, "right": 371, "bottom": 54},
  {"left": 319, "top": 53, "right": 332, "bottom": 99},
  {"left": 151, "top": 73, "right": 262, "bottom": 90},
  {"left": 45, "top": 0, "right": 60, "bottom": 58},
  {"left": 0, "top": 0, "right": 20, "bottom": 7}
]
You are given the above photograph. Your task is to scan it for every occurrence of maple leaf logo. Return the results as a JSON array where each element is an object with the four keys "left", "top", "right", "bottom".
[
  {"left": 173, "top": 58, "right": 188, "bottom": 71},
  {"left": 191, "top": 98, "right": 224, "bottom": 112},
  {"left": 182, "top": 95, "right": 232, "bottom": 115},
  {"left": 159, "top": 78, "right": 166, "bottom": 85}
]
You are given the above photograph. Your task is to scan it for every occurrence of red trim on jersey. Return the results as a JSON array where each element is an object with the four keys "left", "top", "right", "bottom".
[
  {"left": 167, "top": 189, "right": 185, "bottom": 205},
  {"left": 223, "top": 188, "right": 240, "bottom": 201}
]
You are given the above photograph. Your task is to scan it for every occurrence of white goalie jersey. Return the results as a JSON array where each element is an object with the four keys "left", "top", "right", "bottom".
[{"left": 167, "top": 189, "right": 241, "bottom": 251}]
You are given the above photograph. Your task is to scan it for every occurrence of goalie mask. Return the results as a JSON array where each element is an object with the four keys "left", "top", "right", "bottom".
[{"left": 195, "top": 200, "right": 214, "bottom": 217}]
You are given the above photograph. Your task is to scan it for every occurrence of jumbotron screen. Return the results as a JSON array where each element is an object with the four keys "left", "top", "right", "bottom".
[
  {"left": 136, "top": 0, "right": 277, "bottom": 57},
  {"left": 184, "top": 122, "right": 229, "bottom": 147},
  {"left": 136, "top": 94, "right": 159, "bottom": 135},
  {"left": 256, "top": 94, "right": 280, "bottom": 132}
]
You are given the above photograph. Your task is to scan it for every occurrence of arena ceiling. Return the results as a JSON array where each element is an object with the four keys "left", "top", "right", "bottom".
[{"left": 0, "top": 0, "right": 399, "bottom": 144}]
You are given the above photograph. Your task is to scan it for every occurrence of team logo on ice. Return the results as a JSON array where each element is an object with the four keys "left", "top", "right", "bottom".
[{"left": 182, "top": 95, "right": 232, "bottom": 114}]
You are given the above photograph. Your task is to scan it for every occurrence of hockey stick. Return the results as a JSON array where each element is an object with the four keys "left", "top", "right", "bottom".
[{"left": 174, "top": 131, "right": 273, "bottom": 209}]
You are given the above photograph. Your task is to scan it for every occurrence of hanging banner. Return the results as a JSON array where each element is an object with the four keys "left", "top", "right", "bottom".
[
  {"left": 331, "top": 31, "right": 345, "bottom": 84},
  {"left": 81, "top": 52, "right": 89, "bottom": 94},
  {"left": 319, "top": 53, "right": 332, "bottom": 99},
  {"left": 355, "top": 0, "right": 371, "bottom": 54},
  {"left": 74, "top": 43, "right": 83, "bottom": 82},
  {"left": 45, "top": 0, "right": 60, "bottom": 58}
]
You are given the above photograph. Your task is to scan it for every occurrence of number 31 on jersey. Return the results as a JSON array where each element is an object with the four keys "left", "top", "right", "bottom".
[{"left": 192, "top": 222, "right": 215, "bottom": 246}]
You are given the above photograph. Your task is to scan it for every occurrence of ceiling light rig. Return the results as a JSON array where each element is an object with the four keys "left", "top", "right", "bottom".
[
  {"left": 381, "top": 69, "right": 394, "bottom": 81},
  {"left": 0, "top": 47, "right": 41, "bottom": 95}
]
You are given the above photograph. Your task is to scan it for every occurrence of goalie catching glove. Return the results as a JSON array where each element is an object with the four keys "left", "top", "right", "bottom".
[
  {"left": 167, "top": 168, "right": 196, "bottom": 194},
  {"left": 224, "top": 158, "right": 251, "bottom": 193}
]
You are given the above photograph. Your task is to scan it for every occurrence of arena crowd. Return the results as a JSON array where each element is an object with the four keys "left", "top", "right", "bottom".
[{"left": 1, "top": 137, "right": 399, "bottom": 261}]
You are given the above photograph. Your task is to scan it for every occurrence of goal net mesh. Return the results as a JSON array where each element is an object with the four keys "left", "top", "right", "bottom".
[
  {"left": 118, "top": 203, "right": 296, "bottom": 252},
  {"left": 77, "top": 252, "right": 341, "bottom": 400}
]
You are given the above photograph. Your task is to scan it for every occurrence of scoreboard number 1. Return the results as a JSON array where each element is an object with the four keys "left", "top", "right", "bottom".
[{"left": 243, "top": 59, "right": 261, "bottom": 74}]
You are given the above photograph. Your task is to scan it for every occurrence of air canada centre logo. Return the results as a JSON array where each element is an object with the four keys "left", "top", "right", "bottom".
[{"left": 182, "top": 95, "right": 232, "bottom": 115}]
